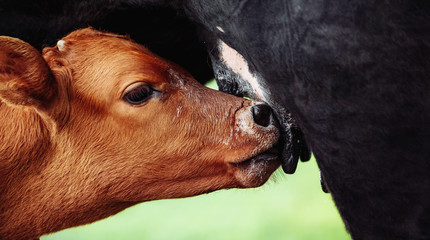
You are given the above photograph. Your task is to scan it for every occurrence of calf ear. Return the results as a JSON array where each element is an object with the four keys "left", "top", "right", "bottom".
[{"left": 0, "top": 36, "right": 57, "bottom": 109}]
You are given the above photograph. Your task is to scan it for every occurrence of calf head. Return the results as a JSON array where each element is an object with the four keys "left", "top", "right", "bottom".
[{"left": 0, "top": 28, "right": 281, "bottom": 239}]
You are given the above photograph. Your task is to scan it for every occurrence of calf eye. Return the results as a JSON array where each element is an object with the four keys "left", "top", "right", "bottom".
[{"left": 123, "top": 84, "right": 154, "bottom": 105}]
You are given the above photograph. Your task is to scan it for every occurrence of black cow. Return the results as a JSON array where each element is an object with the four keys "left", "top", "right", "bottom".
[{"left": 1, "top": 1, "right": 429, "bottom": 239}]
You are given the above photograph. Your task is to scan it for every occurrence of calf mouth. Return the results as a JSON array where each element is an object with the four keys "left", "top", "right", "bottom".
[{"left": 230, "top": 145, "right": 281, "bottom": 188}]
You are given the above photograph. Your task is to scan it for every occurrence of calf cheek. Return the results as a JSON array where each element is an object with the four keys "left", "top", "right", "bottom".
[
  {"left": 103, "top": 125, "right": 234, "bottom": 201},
  {"left": 181, "top": 85, "right": 271, "bottom": 160}
]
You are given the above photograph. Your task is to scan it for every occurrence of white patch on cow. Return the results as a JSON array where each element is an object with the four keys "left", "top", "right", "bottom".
[
  {"left": 57, "top": 40, "right": 66, "bottom": 51},
  {"left": 216, "top": 26, "right": 225, "bottom": 33},
  {"left": 218, "top": 41, "right": 266, "bottom": 102}
]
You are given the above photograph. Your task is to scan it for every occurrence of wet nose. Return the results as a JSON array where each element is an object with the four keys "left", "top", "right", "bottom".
[{"left": 251, "top": 104, "right": 275, "bottom": 127}]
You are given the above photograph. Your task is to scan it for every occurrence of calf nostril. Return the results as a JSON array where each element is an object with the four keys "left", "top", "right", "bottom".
[{"left": 251, "top": 104, "right": 273, "bottom": 127}]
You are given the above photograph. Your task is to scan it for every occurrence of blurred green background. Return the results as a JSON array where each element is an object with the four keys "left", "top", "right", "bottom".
[{"left": 41, "top": 81, "right": 351, "bottom": 240}]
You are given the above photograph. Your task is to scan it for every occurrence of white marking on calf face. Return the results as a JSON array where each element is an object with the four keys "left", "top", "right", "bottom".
[
  {"left": 232, "top": 101, "right": 280, "bottom": 158},
  {"left": 234, "top": 101, "right": 273, "bottom": 136},
  {"left": 57, "top": 40, "right": 66, "bottom": 51},
  {"left": 218, "top": 41, "right": 267, "bottom": 102},
  {"left": 236, "top": 109, "right": 256, "bottom": 136},
  {"left": 176, "top": 105, "right": 182, "bottom": 118}
]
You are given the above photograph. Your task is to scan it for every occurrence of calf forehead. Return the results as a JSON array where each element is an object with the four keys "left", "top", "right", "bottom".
[{"left": 60, "top": 37, "right": 168, "bottom": 102}]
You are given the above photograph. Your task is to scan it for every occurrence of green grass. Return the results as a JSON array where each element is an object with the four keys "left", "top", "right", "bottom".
[{"left": 41, "top": 80, "right": 351, "bottom": 240}]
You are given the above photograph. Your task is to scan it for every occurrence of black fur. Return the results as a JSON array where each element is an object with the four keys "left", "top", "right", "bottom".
[
  {"left": 184, "top": 1, "right": 430, "bottom": 239},
  {"left": 0, "top": 0, "right": 212, "bottom": 82},
  {"left": 1, "top": 0, "right": 429, "bottom": 239}
]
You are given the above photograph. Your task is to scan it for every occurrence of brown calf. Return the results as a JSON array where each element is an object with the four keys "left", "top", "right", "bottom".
[{"left": 0, "top": 28, "right": 281, "bottom": 240}]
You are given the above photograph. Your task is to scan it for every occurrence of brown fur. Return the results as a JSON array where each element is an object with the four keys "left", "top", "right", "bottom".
[{"left": 0, "top": 28, "right": 280, "bottom": 240}]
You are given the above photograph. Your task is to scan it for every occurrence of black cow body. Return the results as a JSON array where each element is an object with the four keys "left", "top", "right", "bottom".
[
  {"left": 1, "top": 0, "right": 429, "bottom": 239},
  {"left": 184, "top": 1, "right": 430, "bottom": 239},
  {"left": 0, "top": 0, "right": 213, "bottom": 82}
]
